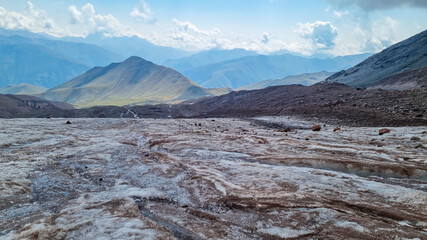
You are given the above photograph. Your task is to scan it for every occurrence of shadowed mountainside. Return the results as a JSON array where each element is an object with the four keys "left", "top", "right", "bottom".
[
  {"left": 369, "top": 66, "right": 427, "bottom": 90},
  {"left": 325, "top": 29, "right": 427, "bottom": 88},
  {"left": 0, "top": 94, "right": 76, "bottom": 118}
]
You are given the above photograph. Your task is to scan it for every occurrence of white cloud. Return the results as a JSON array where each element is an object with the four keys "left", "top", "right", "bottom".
[
  {"left": 0, "top": 1, "right": 68, "bottom": 37},
  {"left": 130, "top": 0, "right": 156, "bottom": 24},
  {"left": 298, "top": 21, "right": 338, "bottom": 49},
  {"left": 261, "top": 32, "right": 270, "bottom": 44},
  {"left": 327, "top": 15, "right": 402, "bottom": 56},
  {"left": 0, "top": 1, "right": 142, "bottom": 39},
  {"left": 68, "top": 3, "right": 142, "bottom": 38},
  {"left": 149, "top": 19, "right": 232, "bottom": 50},
  {"left": 333, "top": 10, "right": 349, "bottom": 18},
  {"left": 327, "top": 0, "right": 427, "bottom": 11},
  {"left": 68, "top": 5, "right": 83, "bottom": 24},
  {"left": 147, "top": 19, "right": 318, "bottom": 55}
]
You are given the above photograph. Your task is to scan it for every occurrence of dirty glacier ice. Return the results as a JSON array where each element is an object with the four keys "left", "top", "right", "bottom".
[{"left": 0, "top": 117, "right": 426, "bottom": 239}]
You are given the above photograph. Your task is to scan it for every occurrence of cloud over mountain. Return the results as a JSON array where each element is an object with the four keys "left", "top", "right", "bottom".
[
  {"left": 164, "top": 19, "right": 231, "bottom": 50},
  {"left": 261, "top": 33, "right": 270, "bottom": 44},
  {"left": 299, "top": 21, "right": 337, "bottom": 49},
  {"left": 68, "top": 3, "right": 141, "bottom": 38},
  {"left": 131, "top": 0, "right": 156, "bottom": 24},
  {"left": 0, "top": 2, "right": 66, "bottom": 37}
]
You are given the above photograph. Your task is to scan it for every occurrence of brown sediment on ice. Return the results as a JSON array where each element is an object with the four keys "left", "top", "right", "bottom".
[{"left": 0, "top": 117, "right": 426, "bottom": 239}]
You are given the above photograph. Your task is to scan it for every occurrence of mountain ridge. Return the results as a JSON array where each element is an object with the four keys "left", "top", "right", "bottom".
[
  {"left": 0, "top": 83, "right": 47, "bottom": 95},
  {"left": 183, "top": 53, "right": 372, "bottom": 89},
  {"left": 237, "top": 71, "right": 334, "bottom": 90},
  {"left": 39, "top": 56, "right": 229, "bottom": 107},
  {"left": 325, "top": 29, "right": 427, "bottom": 87}
]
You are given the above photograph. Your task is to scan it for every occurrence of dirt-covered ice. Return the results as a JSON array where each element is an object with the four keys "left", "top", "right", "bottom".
[{"left": 0, "top": 118, "right": 426, "bottom": 239}]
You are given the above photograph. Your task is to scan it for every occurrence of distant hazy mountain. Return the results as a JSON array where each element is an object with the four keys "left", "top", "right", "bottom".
[
  {"left": 237, "top": 71, "right": 334, "bottom": 90},
  {"left": 40, "top": 56, "right": 229, "bottom": 107},
  {"left": 183, "top": 53, "right": 372, "bottom": 89},
  {"left": 0, "top": 32, "right": 124, "bottom": 88},
  {"left": 325, "top": 30, "right": 427, "bottom": 87},
  {"left": 0, "top": 34, "right": 123, "bottom": 67},
  {"left": 163, "top": 48, "right": 258, "bottom": 72},
  {"left": 0, "top": 94, "right": 75, "bottom": 118},
  {"left": 0, "top": 84, "right": 47, "bottom": 95},
  {"left": 65, "top": 34, "right": 193, "bottom": 65},
  {"left": 0, "top": 43, "right": 90, "bottom": 88}
]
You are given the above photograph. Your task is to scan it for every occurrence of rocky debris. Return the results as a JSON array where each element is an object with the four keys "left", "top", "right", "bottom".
[
  {"left": 277, "top": 128, "right": 292, "bottom": 132},
  {"left": 379, "top": 128, "right": 391, "bottom": 135},
  {"left": 333, "top": 127, "right": 341, "bottom": 132},
  {"left": 410, "top": 136, "right": 420, "bottom": 141},
  {"left": 66, "top": 120, "right": 72, "bottom": 124},
  {"left": 312, "top": 125, "right": 321, "bottom": 131}
]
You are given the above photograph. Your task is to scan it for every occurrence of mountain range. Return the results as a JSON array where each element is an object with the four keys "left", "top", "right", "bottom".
[
  {"left": 236, "top": 71, "right": 334, "bottom": 91},
  {"left": 326, "top": 29, "right": 427, "bottom": 88},
  {"left": 163, "top": 48, "right": 258, "bottom": 72},
  {"left": 65, "top": 34, "right": 193, "bottom": 65},
  {"left": 183, "top": 53, "right": 372, "bottom": 89},
  {"left": 39, "top": 56, "right": 230, "bottom": 107},
  {"left": 0, "top": 33, "right": 123, "bottom": 88},
  {"left": 0, "top": 83, "right": 47, "bottom": 95}
]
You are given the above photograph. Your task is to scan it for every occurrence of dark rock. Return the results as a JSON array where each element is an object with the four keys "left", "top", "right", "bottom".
[
  {"left": 311, "top": 125, "right": 321, "bottom": 131},
  {"left": 410, "top": 136, "right": 420, "bottom": 141},
  {"left": 379, "top": 128, "right": 391, "bottom": 135},
  {"left": 66, "top": 120, "right": 72, "bottom": 124},
  {"left": 278, "top": 128, "right": 292, "bottom": 132},
  {"left": 333, "top": 127, "right": 341, "bottom": 132}
]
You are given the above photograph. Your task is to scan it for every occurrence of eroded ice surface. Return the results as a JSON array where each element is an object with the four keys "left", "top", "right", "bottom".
[{"left": 0, "top": 118, "right": 426, "bottom": 239}]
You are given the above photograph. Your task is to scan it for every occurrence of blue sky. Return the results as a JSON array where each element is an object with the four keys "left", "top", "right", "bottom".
[{"left": 0, "top": 0, "right": 426, "bottom": 56}]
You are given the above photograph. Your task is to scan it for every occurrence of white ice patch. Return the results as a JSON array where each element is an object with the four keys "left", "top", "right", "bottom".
[
  {"left": 258, "top": 226, "right": 314, "bottom": 238},
  {"left": 335, "top": 221, "right": 369, "bottom": 233}
]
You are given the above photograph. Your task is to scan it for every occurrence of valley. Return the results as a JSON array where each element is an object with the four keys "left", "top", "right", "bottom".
[{"left": 0, "top": 2, "right": 426, "bottom": 239}]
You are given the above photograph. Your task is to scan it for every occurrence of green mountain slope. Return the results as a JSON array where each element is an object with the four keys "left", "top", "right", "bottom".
[{"left": 40, "top": 56, "right": 228, "bottom": 107}]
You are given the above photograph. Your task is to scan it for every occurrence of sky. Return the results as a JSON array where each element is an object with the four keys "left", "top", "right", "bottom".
[{"left": 0, "top": 0, "right": 426, "bottom": 56}]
